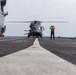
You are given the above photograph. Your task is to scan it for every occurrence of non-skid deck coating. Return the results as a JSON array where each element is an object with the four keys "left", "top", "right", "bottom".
[
  {"left": 38, "top": 38, "right": 76, "bottom": 65},
  {"left": 0, "top": 38, "right": 76, "bottom": 75},
  {"left": 0, "top": 37, "right": 35, "bottom": 57}
]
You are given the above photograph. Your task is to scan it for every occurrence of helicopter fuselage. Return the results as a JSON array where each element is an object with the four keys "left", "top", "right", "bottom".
[
  {"left": 28, "top": 21, "right": 44, "bottom": 38},
  {"left": 0, "top": 0, "right": 7, "bottom": 37}
]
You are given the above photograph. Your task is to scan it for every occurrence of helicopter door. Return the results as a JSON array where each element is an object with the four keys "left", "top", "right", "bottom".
[{"left": 40, "top": 26, "right": 45, "bottom": 31}]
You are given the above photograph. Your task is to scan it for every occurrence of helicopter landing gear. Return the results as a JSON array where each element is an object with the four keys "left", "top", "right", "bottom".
[
  {"left": 40, "top": 34, "right": 42, "bottom": 38},
  {"left": 0, "top": 32, "right": 4, "bottom": 37},
  {"left": 28, "top": 34, "right": 30, "bottom": 38},
  {"left": 0, "top": 34, "right": 4, "bottom": 37}
]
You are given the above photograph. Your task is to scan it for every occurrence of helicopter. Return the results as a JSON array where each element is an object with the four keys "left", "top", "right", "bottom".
[
  {"left": 7, "top": 20, "right": 69, "bottom": 38},
  {"left": 0, "top": 0, "right": 69, "bottom": 37},
  {"left": 24, "top": 20, "right": 45, "bottom": 38},
  {"left": 7, "top": 20, "right": 45, "bottom": 38},
  {"left": 0, "top": 0, "right": 8, "bottom": 37}
]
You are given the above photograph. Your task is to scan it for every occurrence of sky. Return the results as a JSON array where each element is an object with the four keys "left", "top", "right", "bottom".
[{"left": 4, "top": 0, "right": 76, "bottom": 37}]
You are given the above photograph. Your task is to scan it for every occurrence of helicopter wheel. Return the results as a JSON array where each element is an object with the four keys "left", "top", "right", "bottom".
[
  {"left": 33, "top": 35, "right": 35, "bottom": 38},
  {"left": 40, "top": 35, "right": 42, "bottom": 38},
  {"left": 28, "top": 34, "right": 30, "bottom": 38}
]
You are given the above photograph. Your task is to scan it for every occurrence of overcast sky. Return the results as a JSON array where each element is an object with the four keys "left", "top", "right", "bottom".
[{"left": 4, "top": 0, "right": 76, "bottom": 37}]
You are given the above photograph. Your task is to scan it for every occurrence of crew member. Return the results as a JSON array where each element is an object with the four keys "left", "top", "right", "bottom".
[{"left": 50, "top": 25, "right": 55, "bottom": 39}]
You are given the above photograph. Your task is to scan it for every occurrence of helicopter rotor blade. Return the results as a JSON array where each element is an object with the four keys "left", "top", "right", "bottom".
[
  {"left": 6, "top": 20, "right": 69, "bottom": 23},
  {"left": 6, "top": 21, "right": 32, "bottom": 23},
  {"left": 41, "top": 21, "right": 69, "bottom": 23}
]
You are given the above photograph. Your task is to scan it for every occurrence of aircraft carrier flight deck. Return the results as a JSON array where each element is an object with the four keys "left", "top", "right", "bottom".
[{"left": 0, "top": 36, "right": 76, "bottom": 75}]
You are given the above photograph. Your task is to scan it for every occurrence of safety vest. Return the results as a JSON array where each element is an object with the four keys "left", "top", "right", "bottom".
[{"left": 50, "top": 26, "right": 55, "bottom": 32}]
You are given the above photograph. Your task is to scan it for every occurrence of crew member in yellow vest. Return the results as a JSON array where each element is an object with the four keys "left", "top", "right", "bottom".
[{"left": 50, "top": 25, "right": 55, "bottom": 39}]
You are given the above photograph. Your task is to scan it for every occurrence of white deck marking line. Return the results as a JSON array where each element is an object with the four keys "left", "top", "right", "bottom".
[{"left": 0, "top": 38, "right": 76, "bottom": 75}]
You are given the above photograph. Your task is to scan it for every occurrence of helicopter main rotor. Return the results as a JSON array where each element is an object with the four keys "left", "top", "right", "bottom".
[{"left": 6, "top": 20, "right": 69, "bottom": 23}]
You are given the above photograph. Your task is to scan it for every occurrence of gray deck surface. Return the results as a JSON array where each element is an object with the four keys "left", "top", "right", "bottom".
[
  {"left": 0, "top": 36, "right": 35, "bottom": 57},
  {"left": 0, "top": 37, "right": 76, "bottom": 75},
  {"left": 39, "top": 38, "right": 76, "bottom": 65}
]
